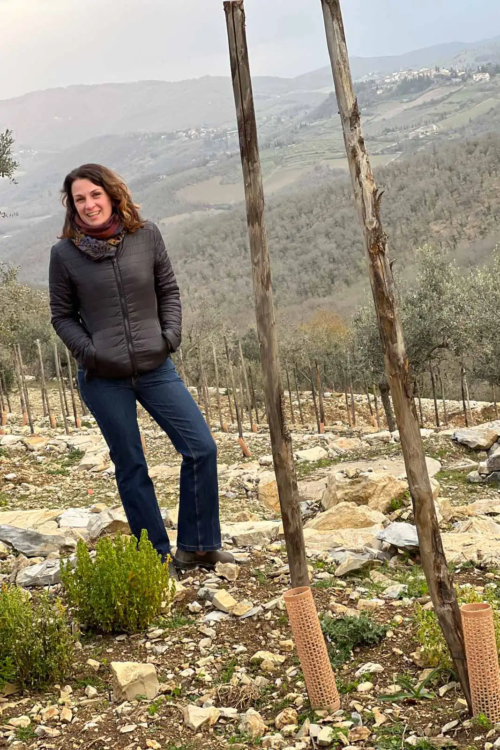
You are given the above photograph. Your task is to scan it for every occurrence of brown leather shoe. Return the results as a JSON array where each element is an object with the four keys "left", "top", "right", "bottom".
[{"left": 173, "top": 549, "right": 235, "bottom": 571}]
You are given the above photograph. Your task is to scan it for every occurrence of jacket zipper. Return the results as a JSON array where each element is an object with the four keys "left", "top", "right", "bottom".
[{"left": 111, "top": 253, "right": 138, "bottom": 377}]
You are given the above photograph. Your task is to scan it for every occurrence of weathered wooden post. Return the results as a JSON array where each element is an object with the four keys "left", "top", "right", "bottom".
[
  {"left": 461, "top": 366, "right": 469, "bottom": 428},
  {"left": 248, "top": 365, "right": 260, "bottom": 425},
  {"left": 372, "top": 382, "right": 381, "bottom": 429},
  {"left": 0, "top": 377, "right": 6, "bottom": 427},
  {"left": 54, "top": 344, "right": 69, "bottom": 435},
  {"left": 12, "top": 347, "right": 27, "bottom": 424},
  {"left": 224, "top": 336, "right": 250, "bottom": 456},
  {"left": 493, "top": 384, "right": 499, "bottom": 420},
  {"left": 430, "top": 364, "right": 440, "bottom": 428},
  {"left": 224, "top": 0, "right": 309, "bottom": 587},
  {"left": 58, "top": 354, "right": 70, "bottom": 417},
  {"left": 36, "top": 340, "right": 56, "bottom": 428},
  {"left": 1, "top": 373, "right": 12, "bottom": 414},
  {"left": 320, "top": 0, "right": 471, "bottom": 707},
  {"left": 439, "top": 368, "right": 449, "bottom": 426},
  {"left": 16, "top": 345, "right": 34, "bottom": 434},
  {"left": 294, "top": 365, "right": 305, "bottom": 426},
  {"left": 308, "top": 363, "right": 321, "bottom": 433},
  {"left": 225, "top": 365, "right": 235, "bottom": 424},
  {"left": 315, "top": 361, "right": 326, "bottom": 432},
  {"left": 65, "top": 349, "right": 80, "bottom": 428},
  {"left": 285, "top": 361, "right": 296, "bottom": 426},
  {"left": 238, "top": 340, "right": 255, "bottom": 430},
  {"left": 179, "top": 347, "right": 189, "bottom": 385},
  {"left": 212, "top": 343, "right": 227, "bottom": 432},
  {"left": 198, "top": 344, "right": 212, "bottom": 430}
]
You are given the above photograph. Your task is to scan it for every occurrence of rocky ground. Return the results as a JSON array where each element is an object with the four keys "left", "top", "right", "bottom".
[{"left": 1, "top": 384, "right": 500, "bottom": 750}]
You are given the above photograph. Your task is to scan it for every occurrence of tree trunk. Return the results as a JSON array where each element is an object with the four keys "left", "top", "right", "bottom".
[
  {"left": 320, "top": 0, "right": 471, "bottom": 709},
  {"left": 439, "top": 368, "right": 449, "bottom": 426},
  {"left": 379, "top": 380, "right": 396, "bottom": 432},
  {"left": 224, "top": 0, "right": 309, "bottom": 588},
  {"left": 429, "top": 364, "right": 440, "bottom": 428}
]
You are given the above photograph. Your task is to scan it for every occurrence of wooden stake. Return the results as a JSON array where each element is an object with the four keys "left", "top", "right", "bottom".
[
  {"left": 224, "top": 336, "right": 247, "bottom": 453},
  {"left": 372, "top": 383, "right": 381, "bottom": 430},
  {"left": 429, "top": 364, "right": 440, "bottom": 428},
  {"left": 315, "top": 361, "right": 326, "bottom": 430},
  {"left": 320, "top": 0, "right": 471, "bottom": 708},
  {"left": 238, "top": 340, "right": 254, "bottom": 429},
  {"left": 36, "top": 340, "right": 56, "bottom": 428},
  {"left": 0, "top": 378, "right": 6, "bottom": 426},
  {"left": 248, "top": 365, "right": 260, "bottom": 425},
  {"left": 179, "top": 347, "right": 188, "bottom": 385},
  {"left": 439, "top": 368, "right": 449, "bottom": 426},
  {"left": 294, "top": 365, "right": 305, "bottom": 426},
  {"left": 363, "top": 383, "right": 374, "bottom": 416},
  {"left": 308, "top": 363, "right": 321, "bottom": 433},
  {"left": 344, "top": 376, "right": 352, "bottom": 427},
  {"left": 224, "top": 0, "right": 308, "bottom": 587},
  {"left": 237, "top": 364, "right": 247, "bottom": 430},
  {"left": 58, "top": 354, "right": 70, "bottom": 417},
  {"left": 54, "top": 344, "right": 69, "bottom": 435},
  {"left": 212, "top": 343, "right": 226, "bottom": 432},
  {"left": 460, "top": 366, "right": 469, "bottom": 428},
  {"left": 198, "top": 344, "right": 212, "bottom": 430},
  {"left": 225, "top": 364, "right": 235, "bottom": 424},
  {"left": 65, "top": 349, "right": 80, "bottom": 428},
  {"left": 12, "top": 347, "right": 26, "bottom": 422},
  {"left": 349, "top": 378, "right": 356, "bottom": 427},
  {"left": 285, "top": 361, "right": 296, "bottom": 426},
  {"left": 493, "top": 384, "right": 499, "bottom": 420},
  {"left": 464, "top": 370, "right": 474, "bottom": 426},
  {"left": 16, "top": 345, "right": 34, "bottom": 433},
  {"left": 1, "top": 373, "right": 11, "bottom": 413}
]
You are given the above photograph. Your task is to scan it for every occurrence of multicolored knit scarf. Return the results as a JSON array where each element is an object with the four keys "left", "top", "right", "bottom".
[{"left": 72, "top": 213, "right": 125, "bottom": 261}]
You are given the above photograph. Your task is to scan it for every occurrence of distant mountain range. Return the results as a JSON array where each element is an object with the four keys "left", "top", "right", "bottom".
[{"left": 1, "top": 36, "right": 499, "bottom": 151}]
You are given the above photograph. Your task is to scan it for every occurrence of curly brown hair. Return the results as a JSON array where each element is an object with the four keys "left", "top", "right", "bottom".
[{"left": 60, "top": 163, "right": 145, "bottom": 238}]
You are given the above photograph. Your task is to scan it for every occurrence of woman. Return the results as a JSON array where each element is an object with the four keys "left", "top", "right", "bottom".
[{"left": 49, "top": 163, "right": 233, "bottom": 577}]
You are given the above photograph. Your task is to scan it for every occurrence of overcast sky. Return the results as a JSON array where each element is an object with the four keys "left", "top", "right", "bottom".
[{"left": 1, "top": 0, "right": 499, "bottom": 100}]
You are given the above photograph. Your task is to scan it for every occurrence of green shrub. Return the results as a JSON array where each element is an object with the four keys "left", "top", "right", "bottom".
[
  {"left": 415, "top": 586, "right": 500, "bottom": 668},
  {"left": 320, "top": 613, "right": 388, "bottom": 668},
  {"left": 0, "top": 586, "right": 74, "bottom": 690},
  {"left": 61, "top": 531, "right": 175, "bottom": 633}
]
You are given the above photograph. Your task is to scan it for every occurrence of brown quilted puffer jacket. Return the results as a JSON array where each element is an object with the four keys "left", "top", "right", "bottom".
[{"left": 49, "top": 221, "right": 182, "bottom": 379}]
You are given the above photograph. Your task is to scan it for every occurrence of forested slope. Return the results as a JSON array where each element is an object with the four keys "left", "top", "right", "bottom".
[{"left": 167, "top": 133, "right": 500, "bottom": 316}]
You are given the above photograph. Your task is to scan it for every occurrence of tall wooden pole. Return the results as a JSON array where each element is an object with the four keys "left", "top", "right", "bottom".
[
  {"left": 285, "top": 361, "right": 296, "bottom": 426},
  {"left": 248, "top": 365, "right": 260, "bottom": 425},
  {"left": 224, "top": 336, "right": 249, "bottom": 455},
  {"left": 1, "top": 373, "right": 11, "bottom": 414},
  {"left": 429, "top": 364, "right": 440, "bottom": 428},
  {"left": 315, "top": 361, "right": 326, "bottom": 431},
  {"left": 16, "top": 345, "right": 34, "bottom": 434},
  {"left": 224, "top": 0, "right": 308, "bottom": 587},
  {"left": 36, "top": 340, "right": 56, "bottom": 428},
  {"left": 54, "top": 344, "right": 69, "bottom": 435},
  {"left": 65, "top": 349, "right": 80, "bottom": 428},
  {"left": 238, "top": 340, "right": 254, "bottom": 430},
  {"left": 320, "top": 0, "right": 471, "bottom": 708},
  {"left": 225, "top": 365, "right": 235, "bottom": 424},
  {"left": 294, "top": 366, "right": 305, "bottom": 426},
  {"left": 198, "top": 344, "right": 212, "bottom": 430},
  {"left": 212, "top": 343, "right": 226, "bottom": 432}
]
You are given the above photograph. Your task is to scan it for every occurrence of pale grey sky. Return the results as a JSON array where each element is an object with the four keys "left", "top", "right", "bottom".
[{"left": 1, "top": 0, "right": 499, "bottom": 100}]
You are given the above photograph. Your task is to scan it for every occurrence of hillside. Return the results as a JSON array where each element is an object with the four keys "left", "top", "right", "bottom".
[
  {"left": 2, "top": 133, "right": 499, "bottom": 330},
  {"left": 2, "top": 36, "right": 500, "bottom": 151}
]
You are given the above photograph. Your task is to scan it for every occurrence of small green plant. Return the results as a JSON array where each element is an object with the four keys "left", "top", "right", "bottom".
[
  {"left": 61, "top": 531, "right": 175, "bottom": 634},
  {"left": 320, "top": 613, "right": 388, "bottom": 668},
  {"left": 0, "top": 585, "right": 74, "bottom": 690},
  {"left": 163, "top": 613, "right": 194, "bottom": 630},
  {"left": 218, "top": 657, "right": 238, "bottom": 684},
  {"left": 379, "top": 668, "right": 445, "bottom": 703},
  {"left": 148, "top": 697, "right": 165, "bottom": 715},
  {"left": 389, "top": 496, "right": 405, "bottom": 512},
  {"left": 415, "top": 586, "right": 500, "bottom": 668},
  {"left": 15, "top": 726, "right": 37, "bottom": 741},
  {"left": 253, "top": 568, "right": 267, "bottom": 585},
  {"left": 475, "top": 713, "right": 493, "bottom": 730}
]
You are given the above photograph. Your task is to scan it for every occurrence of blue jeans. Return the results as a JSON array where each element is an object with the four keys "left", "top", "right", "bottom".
[{"left": 78, "top": 359, "right": 221, "bottom": 559}]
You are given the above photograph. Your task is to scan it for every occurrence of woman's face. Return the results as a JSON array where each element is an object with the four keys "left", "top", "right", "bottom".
[{"left": 71, "top": 179, "right": 113, "bottom": 225}]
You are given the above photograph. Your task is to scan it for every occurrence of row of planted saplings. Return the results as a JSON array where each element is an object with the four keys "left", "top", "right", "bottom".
[{"left": 0, "top": 340, "right": 87, "bottom": 436}]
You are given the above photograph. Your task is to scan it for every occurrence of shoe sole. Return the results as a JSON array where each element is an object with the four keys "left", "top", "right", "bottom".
[{"left": 173, "top": 556, "right": 216, "bottom": 571}]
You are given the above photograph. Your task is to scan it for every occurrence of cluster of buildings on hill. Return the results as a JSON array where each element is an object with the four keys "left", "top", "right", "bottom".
[{"left": 368, "top": 65, "right": 492, "bottom": 94}]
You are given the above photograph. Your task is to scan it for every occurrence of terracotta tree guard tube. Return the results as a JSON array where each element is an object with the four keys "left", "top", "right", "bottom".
[
  {"left": 461, "top": 603, "right": 500, "bottom": 721},
  {"left": 284, "top": 587, "right": 340, "bottom": 711}
]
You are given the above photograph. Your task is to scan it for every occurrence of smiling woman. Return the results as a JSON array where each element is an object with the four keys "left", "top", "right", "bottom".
[{"left": 48, "top": 163, "right": 235, "bottom": 577}]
